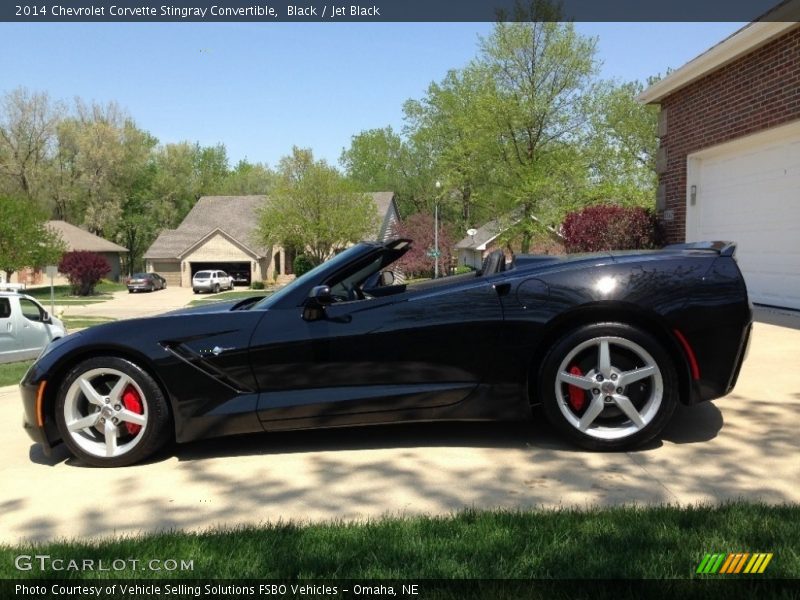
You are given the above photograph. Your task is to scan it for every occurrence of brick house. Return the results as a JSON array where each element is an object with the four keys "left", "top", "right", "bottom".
[{"left": 639, "top": 10, "right": 800, "bottom": 310}]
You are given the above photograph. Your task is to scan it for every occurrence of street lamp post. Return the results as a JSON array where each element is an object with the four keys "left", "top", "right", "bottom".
[{"left": 434, "top": 180, "right": 441, "bottom": 278}]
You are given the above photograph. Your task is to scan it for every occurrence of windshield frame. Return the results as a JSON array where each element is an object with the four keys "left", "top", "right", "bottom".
[{"left": 253, "top": 243, "right": 377, "bottom": 310}]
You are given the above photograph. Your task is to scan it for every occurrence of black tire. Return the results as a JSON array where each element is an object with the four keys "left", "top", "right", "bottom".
[
  {"left": 538, "top": 322, "right": 678, "bottom": 451},
  {"left": 213, "top": 283, "right": 220, "bottom": 294},
  {"left": 54, "top": 357, "right": 172, "bottom": 467}
]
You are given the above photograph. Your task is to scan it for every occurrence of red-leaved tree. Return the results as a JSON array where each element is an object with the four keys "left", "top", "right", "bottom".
[
  {"left": 561, "top": 204, "right": 663, "bottom": 253},
  {"left": 395, "top": 212, "right": 456, "bottom": 278},
  {"left": 58, "top": 251, "right": 111, "bottom": 296}
]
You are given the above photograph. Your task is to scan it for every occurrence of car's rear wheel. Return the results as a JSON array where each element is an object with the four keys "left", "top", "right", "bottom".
[
  {"left": 538, "top": 322, "right": 677, "bottom": 451},
  {"left": 55, "top": 357, "right": 172, "bottom": 467},
  {"left": 213, "top": 283, "right": 220, "bottom": 294}
]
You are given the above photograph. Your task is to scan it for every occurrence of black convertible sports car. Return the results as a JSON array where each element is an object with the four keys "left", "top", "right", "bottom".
[{"left": 21, "top": 238, "right": 752, "bottom": 467}]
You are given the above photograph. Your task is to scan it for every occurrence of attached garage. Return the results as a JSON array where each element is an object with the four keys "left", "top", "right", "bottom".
[
  {"left": 149, "top": 261, "right": 181, "bottom": 287},
  {"left": 687, "top": 121, "right": 800, "bottom": 310},
  {"left": 639, "top": 17, "right": 800, "bottom": 311},
  {"left": 190, "top": 261, "right": 251, "bottom": 285}
]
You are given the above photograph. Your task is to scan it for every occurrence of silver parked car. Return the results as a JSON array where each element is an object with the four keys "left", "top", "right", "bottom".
[
  {"left": 192, "top": 270, "right": 233, "bottom": 294},
  {"left": 0, "top": 293, "right": 67, "bottom": 364}
]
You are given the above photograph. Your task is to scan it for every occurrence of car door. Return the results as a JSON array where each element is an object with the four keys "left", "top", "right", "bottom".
[
  {"left": 0, "top": 297, "right": 21, "bottom": 363},
  {"left": 17, "top": 297, "right": 51, "bottom": 359},
  {"left": 252, "top": 270, "right": 504, "bottom": 427}
]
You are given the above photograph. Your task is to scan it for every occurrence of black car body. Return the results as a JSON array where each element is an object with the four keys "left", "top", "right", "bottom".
[{"left": 21, "top": 239, "right": 751, "bottom": 466}]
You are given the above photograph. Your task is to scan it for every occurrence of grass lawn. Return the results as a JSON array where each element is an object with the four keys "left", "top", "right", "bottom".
[
  {"left": 0, "top": 360, "right": 32, "bottom": 387},
  {"left": 62, "top": 316, "right": 116, "bottom": 330},
  {"left": 188, "top": 290, "right": 272, "bottom": 306},
  {"left": 1, "top": 502, "right": 797, "bottom": 580},
  {"left": 25, "top": 282, "right": 126, "bottom": 306}
]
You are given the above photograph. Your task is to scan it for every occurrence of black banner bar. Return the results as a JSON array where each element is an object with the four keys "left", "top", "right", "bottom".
[
  {"left": 3, "top": 578, "right": 800, "bottom": 600},
  {"left": 2, "top": 0, "right": 800, "bottom": 23}
]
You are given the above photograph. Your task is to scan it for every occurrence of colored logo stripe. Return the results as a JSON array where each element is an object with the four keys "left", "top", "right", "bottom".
[{"left": 697, "top": 553, "right": 773, "bottom": 574}]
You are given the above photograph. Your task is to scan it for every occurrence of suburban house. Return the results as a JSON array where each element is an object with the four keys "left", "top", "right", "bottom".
[
  {"left": 639, "top": 6, "right": 799, "bottom": 310},
  {"left": 7, "top": 220, "right": 128, "bottom": 286},
  {"left": 455, "top": 214, "right": 564, "bottom": 269},
  {"left": 143, "top": 192, "right": 400, "bottom": 287}
]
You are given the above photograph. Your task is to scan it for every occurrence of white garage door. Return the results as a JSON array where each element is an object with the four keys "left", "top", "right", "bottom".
[{"left": 687, "top": 120, "right": 800, "bottom": 310}]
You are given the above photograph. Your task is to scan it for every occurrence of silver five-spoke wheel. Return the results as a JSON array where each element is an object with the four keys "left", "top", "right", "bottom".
[
  {"left": 555, "top": 336, "right": 663, "bottom": 440},
  {"left": 56, "top": 357, "right": 171, "bottom": 467},
  {"left": 63, "top": 368, "right": 148, "bottom": 458},
  {"left": 540, "top": 323, "right": 677, "bottom": 451}
]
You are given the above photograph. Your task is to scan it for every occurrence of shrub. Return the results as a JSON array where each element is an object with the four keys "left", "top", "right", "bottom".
[
  {"left": 58, "top": 251, "right": 111, "bottom": 296},
  {"left": 453, "top": 265, "right": 475, "bottom": 275},
  {"left": 251, "top": 280, "right": 265, "bottom": 290},
  {"left": 293, "top": 254, "right": 315, "bottom": 277},
  {"left": 395, "top": 212, "right": 456, "bottom": 278},
  {"left": 561, "top": 204, "right": 663, "bottom": 253}
]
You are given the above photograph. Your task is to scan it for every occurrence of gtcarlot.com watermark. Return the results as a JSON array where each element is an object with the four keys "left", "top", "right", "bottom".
[{"left": 14, "top": 554, "right": 194, "bottom": 572}]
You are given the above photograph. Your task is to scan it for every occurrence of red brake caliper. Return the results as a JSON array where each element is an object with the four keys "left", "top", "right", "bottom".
[
  {"left": 567, "top": 365, "right": 586, "bottom": 411},
  {"left": 121, "top": 385, "right": 143, "bottom": 435}
]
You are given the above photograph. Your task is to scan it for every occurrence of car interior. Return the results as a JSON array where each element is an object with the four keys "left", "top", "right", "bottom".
[{"left": 327, "top": 246, "right": 509, "bottom": 303}]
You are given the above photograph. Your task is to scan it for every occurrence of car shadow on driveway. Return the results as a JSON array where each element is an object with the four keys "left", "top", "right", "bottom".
[
  {"left": 168, "top": 402, "right": 724, "bottom": 464},
  {"left": 26, "top": 401, "right": 725, "bottom": 468}
]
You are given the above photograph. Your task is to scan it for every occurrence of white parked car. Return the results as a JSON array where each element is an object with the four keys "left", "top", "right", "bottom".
[
  {"left": 0, "top": 293, "right": 67, "bottom": 364},
  {"left": 192, "top": 270, "right": 233, "bottom": 294}
]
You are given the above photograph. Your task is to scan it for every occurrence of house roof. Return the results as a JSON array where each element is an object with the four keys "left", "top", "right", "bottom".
[
  {"left": 373, "top": 191, "right": 398, "bottom": 240},
  {"left": 144, "top": 195, "right": 269, "bottom": 260},
  {"left": 46, "top": 220, "right": 128, "bottom": 254},
  {"left": 638, "top": 3, "right": 799, "bottom": 104},
  {"left": 455, "top": 216, "right": 517, "bottom": 251},
  {"left": 455, "top": 212, "right": 563, "bottom": 252},
  {"left": 144, "top": 192, "right": 398, "bottom": 260}
]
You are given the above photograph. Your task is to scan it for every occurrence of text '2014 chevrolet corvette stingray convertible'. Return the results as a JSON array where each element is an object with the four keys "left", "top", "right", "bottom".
[{"left": 21, "top": 238, "right": 752, "bottom": 466}]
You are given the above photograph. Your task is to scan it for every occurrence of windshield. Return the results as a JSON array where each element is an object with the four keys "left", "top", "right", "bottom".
[
  {"left": 131, "top": 273, "right": 148, "bottom": 278},
  {"left": 253, "top": 244, "right": 368, "bottom": 310},
  {"left": 194, "top": 271, "right": 211, "bottom": 278}
]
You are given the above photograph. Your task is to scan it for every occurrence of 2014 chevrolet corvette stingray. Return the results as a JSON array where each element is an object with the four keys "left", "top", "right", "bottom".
[{"left": 21, "top": 238, "right": 752, "bottom": 466}]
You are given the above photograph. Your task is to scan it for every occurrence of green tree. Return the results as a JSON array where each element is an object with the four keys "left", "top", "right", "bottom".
[
  {"left": 218, "top": 159, "right": 275, "bottom": 195},
  {"left": 479, "top": 7, "right": 600, "bottom": 251},
  {"left": 259, "top": 147, "right": 379, "bottom": 265},
  {"left": 0, "top": 88, "right": 61, "bottom": 204},
  {"left": 0, "top": 196, "right": 65, "bottom": 282},
  {"left": 404, "top": 67, "right": 500, "bottom": 229},
  {"left": 585, "top": 79, "right": 659, "bottom": 206},
  {"left": 340, "top": 127, "right": 436, "bottom": 217}
]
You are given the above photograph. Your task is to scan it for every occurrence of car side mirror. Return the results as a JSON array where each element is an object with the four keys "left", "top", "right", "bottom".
[
  {"left": 380, "top": 270, "right": 395, "bottom": 286},
  {"left": 303, "top": 285, "right": 333, "bottom": 321},
  {"left": 41, "top": 311, "right": 52, "bottom": 324}
]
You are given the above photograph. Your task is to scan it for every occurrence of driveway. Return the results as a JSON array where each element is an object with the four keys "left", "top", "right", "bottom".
[
  {"left": 60, "top": 286, "right": 197, "bottom": 320},
  {"left": 0, "top": 312, "right": 797, "bottom": 544}
]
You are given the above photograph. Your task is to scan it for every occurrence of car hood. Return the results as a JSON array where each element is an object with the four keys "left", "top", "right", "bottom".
[{"left": 166, "top": 299, "right": 245, "bottom": 316}]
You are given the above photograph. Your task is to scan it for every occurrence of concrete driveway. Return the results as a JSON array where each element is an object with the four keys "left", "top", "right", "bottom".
[
  {"left": 61, "top": 286, "right": 197, "bottom": 320},
  {"left": 0, "top": 309, "right": 797, "bottom": 544}
]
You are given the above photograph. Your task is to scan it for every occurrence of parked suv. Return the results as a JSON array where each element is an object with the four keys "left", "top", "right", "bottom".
[
  {"left": 0, "top": 293, "right": 67, "bottom": 364},
  {"left": 192, "top": 270, "right": 233, "bottom": 294}
]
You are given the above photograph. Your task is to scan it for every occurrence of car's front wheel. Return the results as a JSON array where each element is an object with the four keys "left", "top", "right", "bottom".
[
  {"left": 55, "top": 357, "right": 172, "bottom": 467},
  {"left": 538, "top": 322, "right": 677, "bottom": 451}
]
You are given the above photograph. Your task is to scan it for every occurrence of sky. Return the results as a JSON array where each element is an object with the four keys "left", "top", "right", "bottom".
[{"left": 0, "top": 21, "right": 745, "bottom": 167}]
